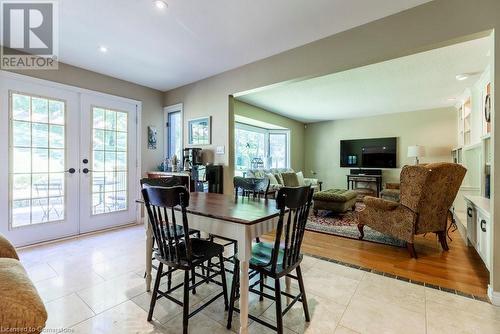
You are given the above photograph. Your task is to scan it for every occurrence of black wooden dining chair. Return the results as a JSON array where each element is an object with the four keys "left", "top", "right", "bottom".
[
  {"left": 140, "top": 177, "right": 203, "bottom": 289},
  {"left": 142, "top": 186, "right": 228, "bottom": 334},
  {"left": 208, "top": 177, "right": 272, "bottom": 272},
  {"left": 234, "top": 176, "right": 270, "bottom": 199},
  {"left": 227, "top": 185, "right": 313, "bottom": 334}
]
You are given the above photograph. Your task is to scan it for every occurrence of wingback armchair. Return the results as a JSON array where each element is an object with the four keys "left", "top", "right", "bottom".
[{"left": 358, "top": 162, "right": 466, "bottom": 258}]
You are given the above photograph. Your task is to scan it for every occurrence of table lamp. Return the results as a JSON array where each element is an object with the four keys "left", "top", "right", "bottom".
[{"left": 407, "top": 145, "right": 425, "bottom": 165}]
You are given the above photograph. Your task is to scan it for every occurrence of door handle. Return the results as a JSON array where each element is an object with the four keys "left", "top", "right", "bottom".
[
  {"left": 467, "top": 208, "right": 473, "bottom": 217},
  {"left": 480, "top": 220, "right": 487, "bottom": 232},
  {"left": 65, "top": 168, "right": 76, "bottom": 174},
  {"left": 82, "top": 168, "right": 92, "bottom": 174}
]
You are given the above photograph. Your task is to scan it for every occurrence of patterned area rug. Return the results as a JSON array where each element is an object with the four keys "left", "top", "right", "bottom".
[{"left": 307, "top": 202, "right": 406, "bottom": 247}]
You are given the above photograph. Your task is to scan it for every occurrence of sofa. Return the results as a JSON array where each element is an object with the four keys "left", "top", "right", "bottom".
[
  {"left": 358, "top": 162, "right": 466, "bottom": 258},
  {"left": 0, "top": 234, "right": 47, "bottom": 333},
  {"left": 245, "top": 168, "right": 321, "bottom": 192}
]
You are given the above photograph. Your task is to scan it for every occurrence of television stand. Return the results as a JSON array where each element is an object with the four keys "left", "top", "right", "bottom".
[{"left": 346, "top": 174, "right": 382, "bottom": 198}]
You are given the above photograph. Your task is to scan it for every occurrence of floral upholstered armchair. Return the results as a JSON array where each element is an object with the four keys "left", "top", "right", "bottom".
[{"left": 358, "top": 162, "right": 466, "bottom": 258}]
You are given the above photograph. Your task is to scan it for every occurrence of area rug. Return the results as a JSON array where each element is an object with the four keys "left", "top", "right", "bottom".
[{"left": 306, "top": 202, "right": 406, "bottom": 247}]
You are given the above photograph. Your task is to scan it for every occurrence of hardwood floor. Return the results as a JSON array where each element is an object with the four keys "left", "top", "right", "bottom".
[{"left": 265, "top": 227, "right": 490, "bottom": 298}]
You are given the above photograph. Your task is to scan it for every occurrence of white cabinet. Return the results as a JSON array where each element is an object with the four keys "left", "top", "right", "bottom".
[{"left": 464, "top": 195, "right": 491, "bottom": 270}]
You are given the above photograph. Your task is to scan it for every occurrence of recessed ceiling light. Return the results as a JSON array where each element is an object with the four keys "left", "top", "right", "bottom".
[
  {"left": 456, "top": 74, "right": 469, "bottom": 81},
  {"left": 99, "top": 46, "right": 108, "bottom": 53},
  {"left": 154, "top": 0, "right": 167, "bottom": 10},
  {"left": 447, "top": 98, "right": 456, "bottom": 101}
]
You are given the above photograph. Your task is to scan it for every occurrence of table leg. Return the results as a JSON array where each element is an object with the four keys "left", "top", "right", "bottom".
[
  {"left": 238, "top": 230, "right": 252, "bottom": 334},
  {"left": 239, "top": 260, "right": 250, "bottom": 334},
  {"left": 144, "top": 214, "right": 153, "bottom": 292},
  {"left": 285, "top": 276, "right": 292, "bottom": 304}
]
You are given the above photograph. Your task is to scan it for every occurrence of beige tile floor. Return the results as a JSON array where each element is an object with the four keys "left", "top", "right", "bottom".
[{"left": 17, "top": 224, "right": 500, "bottom": 334}]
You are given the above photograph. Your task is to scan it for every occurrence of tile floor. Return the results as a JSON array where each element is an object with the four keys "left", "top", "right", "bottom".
[{"left": 18, "top": 224, "right": 500, "bottom": 334}]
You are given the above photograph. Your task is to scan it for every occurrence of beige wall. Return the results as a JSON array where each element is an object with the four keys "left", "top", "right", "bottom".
[
  {"left": 234, "top": 100, "right": 305, "bottom": 171},
  {"left": 164, "top": 0, "right": 500, "bottom": 296},
  {"left": 304, "top": 108, "right": 457, "bottom": 189},
  {"left": 7, "top": 63, "right": 164, "bottom": 174}
]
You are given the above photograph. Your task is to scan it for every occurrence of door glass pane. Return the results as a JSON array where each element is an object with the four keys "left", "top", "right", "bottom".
[
  {"left": 168, "top": 111, "right": 182, "bottom": 159},
  {"left": 92, "top": 107, "right": 128, "bottom": 215},
  {"left": 10, "top": 92, "right": 66, "bottom": 227}
]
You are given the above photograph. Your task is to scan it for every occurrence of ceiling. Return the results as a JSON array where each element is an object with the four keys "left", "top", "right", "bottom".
[
  {"left": 237, "top": 37, "right": 492, "bottom": 123},
  {"left": 58, "top": 0, "right": 432, "bottom": 91}
]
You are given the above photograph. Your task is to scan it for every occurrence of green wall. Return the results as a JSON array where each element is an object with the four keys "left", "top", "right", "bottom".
[
  {"left": 304, "top": 107, "right": 458, "bottom": 189},
  {"left": 234, "top": 100, "right": 305, "bottom": 172}
]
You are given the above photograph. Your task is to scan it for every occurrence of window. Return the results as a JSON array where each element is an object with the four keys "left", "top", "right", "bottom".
[
  {"left": 167, "top": 111, "right": 182, "bottom": 159},
  {"left": 269, "top": 132, "right": 288, "bottom": 168},
  {"left": 234, "top": 122, "right": 290, "bottom": 172}
]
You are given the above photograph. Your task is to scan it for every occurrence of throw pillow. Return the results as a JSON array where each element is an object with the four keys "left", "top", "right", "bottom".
[
  {"left": 274, "top": 173, "right": 284, "bottom": 185},
  {"left": 253, "top": 170, "right": 265, "bottom": 178},
  {"left": 296, "top": 171, "right": 306, "bottom": 186},
  {"left": 265, "top": 173, "right": 279, "bottom": 185},
  {"left": 281, "top": 172, "right": 300, "bottom": 187}
]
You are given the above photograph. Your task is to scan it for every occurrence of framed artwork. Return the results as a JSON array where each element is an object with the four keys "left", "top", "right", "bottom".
[
  {"left": 188, "top": 116, "right": 211, "bottom": 145},
  {"left": 148, "top": 126, "right": 157, "bottom": 149}
]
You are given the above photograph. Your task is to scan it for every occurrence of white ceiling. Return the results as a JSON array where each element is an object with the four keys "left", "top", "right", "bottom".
[
  {"left": 237, "top": 37, "right": 491, "bottom": 123},
  {"left": 58, "top": 0, "right": 432, "bottom": 91}
]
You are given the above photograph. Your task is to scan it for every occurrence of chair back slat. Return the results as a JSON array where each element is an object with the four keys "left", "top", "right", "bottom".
[
  {"left": 234, "top": 176, "right": 270, "bottom": 199},
  {"left": 141, "top": 186, "right": 192, "bottom": 268},
  {"left": 270, "top": 186, "right": 313, "bottom": 273}
]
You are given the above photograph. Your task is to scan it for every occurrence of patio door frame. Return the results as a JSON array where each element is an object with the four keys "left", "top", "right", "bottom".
[{"left": 0, "top": 71, "right": 142, "bottom": 247}]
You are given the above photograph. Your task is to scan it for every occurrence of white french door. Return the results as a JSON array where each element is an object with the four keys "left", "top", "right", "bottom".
[
  {"left": 0, "top": 74, "right": 139, "bottom": 246},
  {"left": 79, "top": 94, "right": 137, "bottom": 233}
]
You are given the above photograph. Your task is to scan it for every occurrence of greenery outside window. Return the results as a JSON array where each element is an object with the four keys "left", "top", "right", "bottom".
[{"left": 234, "top": 122, "right": 290, "bottom": 173}]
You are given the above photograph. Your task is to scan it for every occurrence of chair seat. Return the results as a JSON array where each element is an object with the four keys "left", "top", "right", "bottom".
[
  {"left": 234, "top": 242, "right": 302, "bottom": 276},
  {"left": 155, "top": 238, "right": 224, "bottom": 268}
]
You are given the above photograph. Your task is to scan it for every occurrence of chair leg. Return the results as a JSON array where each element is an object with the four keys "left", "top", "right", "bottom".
[
  {"left": 219, "top": 254, "right": 229, "bottom": 310},
  {"left": 358, "top": 224, "right": 365, "bottom": 240},
  {"left": 167, "top": 266, "right": 172, "bottom": 291},
  {"left": 191, "top": 267, "right": 197, "bottom": 295},
  {"left": 227, "top": 261, "right": 239, "bottom": 329},
  {"left": 259, "top": 272, "right": 265, "bottom": 301},
  {"left": 207, "top": 235, "right": 214, "bottom": 284},
  {"left": 407, "top": 242, "right": 417, "bottom": 258},
  {"left": 296, "top": 266, "right": 310, "bottom": 322},
  {"left": 147, "top": 262, "right": 163, "bottom": 321},
  {"left": 183, "top": 270, "right": 190, "bottom": 334},
  {"left": 437, "top": 231, "right": 449, "bottom": 251},
  {"left": 274, "top": 278, "right": 284, "bottom": 334}
]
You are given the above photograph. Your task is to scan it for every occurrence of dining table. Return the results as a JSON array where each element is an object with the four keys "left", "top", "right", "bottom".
[{"left": 138, "top": 192, "right": 283, "bottom": 334}]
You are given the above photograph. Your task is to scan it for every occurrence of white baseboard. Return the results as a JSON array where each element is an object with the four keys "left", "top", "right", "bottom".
[{"left": 488, "top": 285, "right": 500, "bottom": 306}]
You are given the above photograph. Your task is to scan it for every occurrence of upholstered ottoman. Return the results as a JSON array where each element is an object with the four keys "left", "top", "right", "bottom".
[{"left": 313, "top": 189, "right": 357, "bottom": 214}]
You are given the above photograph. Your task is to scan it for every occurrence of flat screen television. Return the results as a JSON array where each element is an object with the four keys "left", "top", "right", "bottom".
[{"left": 340, "top": 137, "right": 397, "bottom": 168}]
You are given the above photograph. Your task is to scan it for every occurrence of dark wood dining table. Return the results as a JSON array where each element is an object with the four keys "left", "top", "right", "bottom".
[{"left": 139, "top": 192, "right": 282, "bottom": 334}]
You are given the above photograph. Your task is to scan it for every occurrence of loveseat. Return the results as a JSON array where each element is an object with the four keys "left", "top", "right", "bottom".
[
  {"left": 0, "top": 234, "right": 47, "bottom": 333},
  {"left": 245, "top": 168, "right": 321, "bottom": 192}
]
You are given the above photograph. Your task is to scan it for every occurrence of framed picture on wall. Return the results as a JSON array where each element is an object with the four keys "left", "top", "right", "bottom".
[
  {"left": 147, "top": 126, "right": 157, "bottom": 149},
  {"left": 188, "top": 116, "right": 211, "bottom": 145}
]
